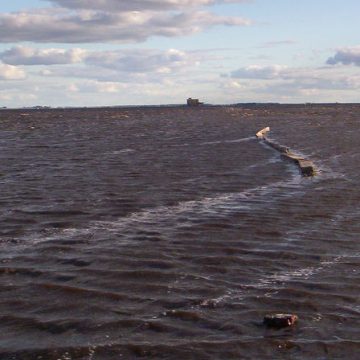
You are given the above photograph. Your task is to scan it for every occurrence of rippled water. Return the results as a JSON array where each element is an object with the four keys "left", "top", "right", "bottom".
[{"left": 0, "top": 105, "right": 359, "bottom": 359}]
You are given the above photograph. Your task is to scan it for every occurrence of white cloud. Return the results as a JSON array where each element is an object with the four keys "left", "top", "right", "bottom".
[
  {"left": 84, "top": 48, "right": 195, "bottom": 73},
  {"left": 327, "top": 46, "right": 360, "bottom": 66},
  {"left": 67, "top": 83, "right": 79, "bottom": 92},
  {"left": 0, "top": 6, "right": 251, "bottom": 43},
  {"left": 257, "top": 73, "right": 360, "bottom": 97},
  {"left": 0, "top": 91, "right": 36, "bottom": 103},
  {"left": 225, "top": 64, "right": 360, "bottom": 99},
  {"left": 46, "top": 0, "right": 249, "bottom": 11},
  {"left": 230, "top": 64, "right": 288, "bottom": 79},
  {"left": 0, "top": 63, "right": 26, "bottom": 80},
  {"left": 1, "top": 46, "right": 87, "bottom": 65},
  {"left": 0, "top": 46, "right": 201, "bottom": 83},
  {"left": 68, "top": 80, "right": 128, "bottom": 93}
]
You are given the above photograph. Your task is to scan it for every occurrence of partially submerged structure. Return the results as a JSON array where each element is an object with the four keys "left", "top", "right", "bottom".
[{"left": 256, "top": 127, "right": 316, "bottom": 177}]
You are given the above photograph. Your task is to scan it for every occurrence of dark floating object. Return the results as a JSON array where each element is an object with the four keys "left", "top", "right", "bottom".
[
  {"left": 256, "top": 127, "right": 316, "bottom": 177},
  {"left": 263, "top": 313, "right": 298, "bottom": 328}
]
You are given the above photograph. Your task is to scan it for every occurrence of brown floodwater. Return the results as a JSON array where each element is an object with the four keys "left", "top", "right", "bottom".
[{"left": 0, "top": 104, "right": 359, "bottom": 359}]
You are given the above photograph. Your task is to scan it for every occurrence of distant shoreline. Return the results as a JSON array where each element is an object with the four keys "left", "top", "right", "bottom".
[{"left": 1, "top": 102, "right": 359, "bottom": 111}]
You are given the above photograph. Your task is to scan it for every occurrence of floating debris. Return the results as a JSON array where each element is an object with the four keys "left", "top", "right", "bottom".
[{"left": 263, "top": 313, "right": 298, "bottom": 328}]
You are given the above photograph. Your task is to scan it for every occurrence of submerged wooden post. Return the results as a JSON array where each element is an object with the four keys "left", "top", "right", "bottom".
[{"left": 256, "top": 127, "right": 316, "bottom": 177}]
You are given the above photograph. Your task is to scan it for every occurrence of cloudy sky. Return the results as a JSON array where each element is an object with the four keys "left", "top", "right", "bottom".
[{"left": 0, "top": 0, "right": 360, "bottom": 107}]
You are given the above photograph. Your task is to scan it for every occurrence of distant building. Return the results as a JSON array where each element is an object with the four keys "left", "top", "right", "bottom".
[{"left": 187, "top": 98, "right": 203, "bottom": 106}]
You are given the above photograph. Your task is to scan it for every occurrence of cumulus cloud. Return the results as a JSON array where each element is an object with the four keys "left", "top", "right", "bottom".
[
  {"left": 0, "top": 4, "right": 251, "bottom": 43},
  {"left": 0, "top": 46, "right": 199, "bottom": 80},
  {"left": 257, "top": 77, "right": 360, "bottom": 98},
  {"left": 0, "top": 63, "right": 26, "bottom": 80},
  {"left": 1, "top": 46, "right": 87, "bottom": 65},
  {"left": 46, "top": 0, "right": 249, "bottom": 11},
  {"left": 0, "top": 46, "right": 198, "bottom": 81},
  {"left": 327, "top": 46, "right": 360, "bottom": 66},
  {"left": 85, "top": 48, "right": 194, "bottom": 73},
  {"left": 225, "top": 64, "right": 360, "bottom": 99},
  {"left": 67, "top": 80, "right": 128, "bottom": 93},
  {"left": 229, "top": 65, "right": 288, "bottom": 79}
]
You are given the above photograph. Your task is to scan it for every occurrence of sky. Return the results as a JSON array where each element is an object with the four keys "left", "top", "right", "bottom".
[{"left": 0, "top": 0, "right": 360, "bottom": 107}]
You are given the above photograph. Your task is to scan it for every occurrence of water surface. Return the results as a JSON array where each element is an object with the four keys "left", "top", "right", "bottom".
[{"left": 0, "top": 105, "right": 359, "bottom": 359}]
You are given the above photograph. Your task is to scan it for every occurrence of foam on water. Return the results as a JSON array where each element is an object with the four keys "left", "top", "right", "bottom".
[{"left": 199, "top": 136, "right": 255, "bottom": 146}]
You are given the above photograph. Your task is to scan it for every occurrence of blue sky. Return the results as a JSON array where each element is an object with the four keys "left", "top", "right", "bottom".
[{"left": 0, "top": 0, "right": 359, "bottom": 107}]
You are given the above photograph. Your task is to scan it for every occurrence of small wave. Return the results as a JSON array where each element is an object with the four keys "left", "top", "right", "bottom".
[
  {"left": 199, "top": 136, "right": 254, "bottom": 146},
  {"left": 94, "top": 174, "right": 304, "bottom": 234},
  {"left": 171, "top": 136, "right": 254, "bottom": 148},
  {"left": 258, "top": 255, "right": 343, "bottom": 288},
  {"left": 6, "top": 170, "right": 305, "bottom": 254},
  {"left": 112, "top": 149, "right": 135, "bottom": 155},
  {"left": 214, "top": 254, "right": 346, "bottom": 304}
]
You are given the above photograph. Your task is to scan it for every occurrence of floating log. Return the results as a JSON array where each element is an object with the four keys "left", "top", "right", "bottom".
[{"left": 256, "top": 127, "right": 316, "bottom": 177}]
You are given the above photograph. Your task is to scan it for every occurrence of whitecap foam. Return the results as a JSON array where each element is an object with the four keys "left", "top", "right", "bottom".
[
  {"left": 199, "top": 136, "right": 254, "bottom": 146},
  {"left": 112, "top": 149, "right": 135, "bottom": 155}
]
